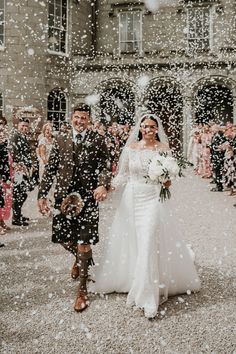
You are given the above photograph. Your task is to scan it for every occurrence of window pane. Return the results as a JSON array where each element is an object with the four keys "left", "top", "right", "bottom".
[
  {"left": 48, "top": 0, "right": 67, "bottom": 53},
  {"left": 55, "top": 15, "right": 60, "bottom": 28},
  {"left": 127, "top": 16, "right": 133, "bottom": 34},
  {"left": 62, "top": 2, "right": 67, "bottom": 26},
  {"left": 120, "top": 31, "right": 126, "bottom": 42},
  {"left": 47, "top": 90, "right": 66, "bottom": 130},
  {"left": 133, "top": 19, "right": 140, "bottom": 43},
  {"left": 48, "top": 14, "right": 54, "bottom": 28},
  {"left": 119, "top": 11, "right": 142, "bottom": 54},
  {"left": 48, "top": 3, "right": 54, "bottom": 17},
  {"left": 120, "top": 42, "right": 126, "bottom": 52},
  {"left": 59, "top": 113, "right": 65, "bottom": 121},
  {"left": 61, "top": 101, "right": 66, "bottom": 111},
  {"left": 187, "top": 7, "right": 210, "bottom": 51},
  {"left": 120, "top": 13, "right": 126, "bottom": 23},
  {"left": 127, "top": 42, "right": 134, "bottom": 52}
]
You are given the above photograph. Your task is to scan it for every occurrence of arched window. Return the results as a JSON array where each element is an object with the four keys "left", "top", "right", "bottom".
[
  {"left": 194, "top": 84, "right": 233, "bottom": 124},
  {"left": 146, "top": 82, "right": 183, "bottom": 154},
  {"left": 99, "top": 81, "right": 135, "bottom": 126},
  {"left": 47, "top": 89, "right": 66, "bottom": 130}
]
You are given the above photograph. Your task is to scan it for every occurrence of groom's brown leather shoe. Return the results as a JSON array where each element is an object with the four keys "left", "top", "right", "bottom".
[
  {"left": 71, "top": 261, "right": 79, "bottom": 280},
  {"left": 74, "top": 291, "right": 89, "bottom": 312}
]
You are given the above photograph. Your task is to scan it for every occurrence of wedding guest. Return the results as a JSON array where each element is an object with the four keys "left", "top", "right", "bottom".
[
  {"left": 0, "top": 184, "right": 6, "bottom": 243},
  {"left": 0, "top": 126, "right": 12, "bottom": 233},
  {"left": 198, "top": 125, "right": 212, "bottom": 178},
  {"left": 59, "top": 121, "right": 71, "bottom": 134},
  {"left": 193, "top": 130, "right": 202, "bottom": 173},
  {"left": 223, "top": 126, "right": 236, "bottom": 196},
  {"left": 210, "top": 126, "right": 227, "bottom": 192},
  {"left": 10, "top": 117, "right": 32, "bottom": 226},
  {"left": 187, "top": 124, "right": 201, "bottom": 170},
  {"left": 37, "top": 123, "right": 54, "bottom": 181},
  {"left": 97, "top": 123, "right": 106, "bottom": 136}
]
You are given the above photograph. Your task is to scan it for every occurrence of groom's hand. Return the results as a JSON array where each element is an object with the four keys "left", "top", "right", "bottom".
[
  {"left": 163, "top": 180, "right": 171, "bottom": 188},
  {"left": 93, "top": 186, "right": 108, "bottom": 202},
  {"left": 38, "top": 198, "right": 51, "bottom": 215}
]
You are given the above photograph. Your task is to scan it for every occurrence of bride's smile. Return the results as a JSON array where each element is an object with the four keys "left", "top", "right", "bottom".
[{"left": 140, "top": 119, "right": 158, "bottom": 142}]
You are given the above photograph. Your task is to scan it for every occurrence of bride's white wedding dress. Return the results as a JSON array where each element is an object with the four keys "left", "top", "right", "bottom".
[{"left": 90, "top": 147, "right": 201, "bottom": 318}]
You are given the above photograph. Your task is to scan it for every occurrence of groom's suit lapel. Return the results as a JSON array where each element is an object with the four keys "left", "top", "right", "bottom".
[
  {"left": 73, "top": 129, "right": 94, "bottom": 165},
  {"left": 83, "top": 129, "right": 93, "bottom": 146}
]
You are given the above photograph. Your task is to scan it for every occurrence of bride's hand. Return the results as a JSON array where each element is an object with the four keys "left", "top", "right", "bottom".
[
  {"left": 93, "top": 186, "right": 108, "bottom": 202},
  {"left": 163, "top": 180, "right": 171, "bottom": 188}
]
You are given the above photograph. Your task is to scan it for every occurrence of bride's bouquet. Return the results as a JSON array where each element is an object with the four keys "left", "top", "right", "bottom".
[{"left": 147, "top": 153, "right": 180, "bottom": 202}]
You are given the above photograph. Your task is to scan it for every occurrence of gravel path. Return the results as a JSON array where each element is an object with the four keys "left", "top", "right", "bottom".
[{"left": 0, "top": 171, "right": 235, "bottom": 354}]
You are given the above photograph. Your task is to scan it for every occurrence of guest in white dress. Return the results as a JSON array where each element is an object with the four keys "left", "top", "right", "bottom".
[
  {"left": 37, "top": 123, "right": 54, "bottom": 207},
  {"left": 91, "top": 112, "right": 201, "bottom": 318},
  {"left": 187, "top": 125, "right": 201, "bottom": 171},
  {"left": 37, "top": 123, "right": 54, "bottom": 181}
]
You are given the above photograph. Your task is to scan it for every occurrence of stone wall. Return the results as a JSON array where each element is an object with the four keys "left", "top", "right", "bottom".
[
  {"left": 0, "top": 0, "right": 92, "bottom": 124},
  {"left": 72, "top": 0, "right": 236, "bottom": 153}
]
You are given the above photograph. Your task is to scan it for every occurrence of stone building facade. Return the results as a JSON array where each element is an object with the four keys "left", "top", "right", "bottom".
[
  {"left": 72, "top": 0, "right": 236, "bottom": 153},
  {"left": 0, "top": 0, "right": 91, "bottom": 129},
  {"left": 0, "top": 0, "right": 235, "bottom": 153}
]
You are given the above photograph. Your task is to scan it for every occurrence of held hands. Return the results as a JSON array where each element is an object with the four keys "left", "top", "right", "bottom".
[
  {"left": 93, "top": 186, "right": 108, "bottom": 202},
  {"left": 38, "top": 198, "right": 51, "bottom": 215},
  {"left": 163, "top": 180, "right": 171, "bottom": 188}
]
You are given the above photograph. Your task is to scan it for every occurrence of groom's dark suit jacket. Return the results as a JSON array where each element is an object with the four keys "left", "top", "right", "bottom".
[{"left": 38, "top": 129, "right": 112, "bottom": 245}]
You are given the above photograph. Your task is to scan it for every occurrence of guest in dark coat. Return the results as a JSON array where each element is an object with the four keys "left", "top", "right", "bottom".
[
  {"left": 10, "top": 118, "right": 32, "bottom": 226},
  {"left": 210, "top": 128, "right": 227, "bottom": 192},
  {"left": 0, "top": 127, "right": 11, "bottom": 234}
]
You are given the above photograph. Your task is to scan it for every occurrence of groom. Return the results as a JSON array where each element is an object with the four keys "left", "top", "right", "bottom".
[{"left": 38, "top": 104, "right": 111, "bottom": 311}]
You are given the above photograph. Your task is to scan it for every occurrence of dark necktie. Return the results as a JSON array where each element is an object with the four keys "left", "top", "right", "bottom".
[{"left": 75, "top": 133, "right": 83, "bottom": 144}]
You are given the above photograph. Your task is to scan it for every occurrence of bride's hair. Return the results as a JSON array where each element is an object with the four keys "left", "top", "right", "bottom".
[{"left": 138, "top": 115, "right": 160, "bottom": 141}]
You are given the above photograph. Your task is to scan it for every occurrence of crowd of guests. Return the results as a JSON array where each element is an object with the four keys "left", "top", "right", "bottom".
[
  {"left": 0, "top": 114, "right": 235, "bottom": 246},
  {"left": 91, "top": 121, "right": 131, "bottom": 175},
  {"left": 187, "top": 121, "right": 236, "bottom": 207},
  {"left": 0, "top": 115, "right": 131, "bottom": 243}
]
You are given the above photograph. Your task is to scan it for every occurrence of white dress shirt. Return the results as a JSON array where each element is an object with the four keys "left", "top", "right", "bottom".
[{"left": 72, "top": 128, "right": 87, "bottom": 143}]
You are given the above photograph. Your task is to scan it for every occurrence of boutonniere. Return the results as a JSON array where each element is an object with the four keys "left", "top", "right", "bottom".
[{"left": 82, "top": 141, "right": 92, "bottom": 149}]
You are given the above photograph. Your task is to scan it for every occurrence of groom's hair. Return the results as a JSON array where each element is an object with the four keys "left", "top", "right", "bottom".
[
  {"left": 138, "top": 115, "right": 160, "bottom": 141},
  {"left": 72, "top": 103, "right": 91, "bottom": 115}
]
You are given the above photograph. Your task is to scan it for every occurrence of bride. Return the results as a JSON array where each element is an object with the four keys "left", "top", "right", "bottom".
[{"left": 90, "top": 112, "right": 201, "bottom": 318}]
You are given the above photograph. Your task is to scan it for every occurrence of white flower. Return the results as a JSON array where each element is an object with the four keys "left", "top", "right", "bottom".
[
  {"left": 156, "top": 153, "right": 166, "bottom": 165},
  {"left": 162, "top": 157, "right": 179, "bottom": 177},
  {"left": 148, "top": 159, "right": 165, "bottom": 180}
]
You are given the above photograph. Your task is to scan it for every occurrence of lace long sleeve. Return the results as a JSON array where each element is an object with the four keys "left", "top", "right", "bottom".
[{"left": 112, "top": 147, "right": 129, "bottom": 188}]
